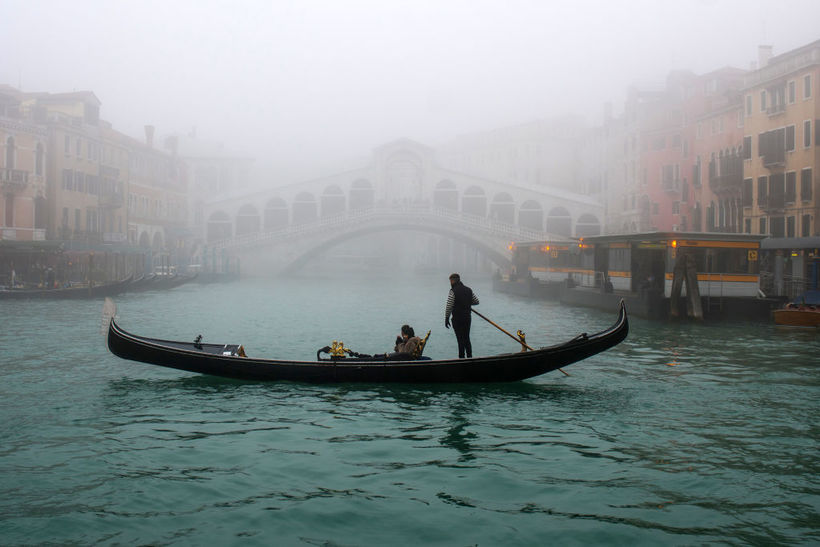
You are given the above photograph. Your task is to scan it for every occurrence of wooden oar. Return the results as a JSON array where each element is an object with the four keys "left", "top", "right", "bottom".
[{"left": 471, "top": 308, "right": 570, "bottom": 377}]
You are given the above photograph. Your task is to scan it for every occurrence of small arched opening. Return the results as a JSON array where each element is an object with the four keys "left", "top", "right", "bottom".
[
  {"left": 461, "top": 185, "right": 486, "bottom": 217},
  {"left": 293, "top": 192, "right": 318, "bottom": 225},
  {"left": 349, "top": 179, "right": 374, "bottom": 210},
  {"left": 519, "top": 200, "right": 544, "bottom": 231},
  {"left": 433, "top": 180, "right": 458, "bottom": 211},
  {"left": 207, "top": 210, "right": 233, "bottom": 241},
  {"left": 264, "top": 197, "right": 288, "bottom": 231},
  {"left": 321, "top": 185, "right": 346, "bottom": 218},
  {"left": 547, "top": 206, "right": 572, "bottom": 237},
  {"left": 490, "top": 192, "right": 515, "bottom": 224},
  {"left": 236, "top": 204, "right": 261, "bottom": 236}
]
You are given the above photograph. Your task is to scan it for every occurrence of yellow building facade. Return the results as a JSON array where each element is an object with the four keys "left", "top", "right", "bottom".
[{"left": 743, "top": 41, "right": 820, "bottom": 237}]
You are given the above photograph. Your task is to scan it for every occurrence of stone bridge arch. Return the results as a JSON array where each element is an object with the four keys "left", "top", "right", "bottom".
[{"left": 279, "top": 222, "right": 513, "bottom": 274}]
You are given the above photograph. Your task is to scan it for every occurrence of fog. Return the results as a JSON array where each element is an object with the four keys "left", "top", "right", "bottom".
[{"left": 2, "top": 0, "right": 818, "bottom": 183}]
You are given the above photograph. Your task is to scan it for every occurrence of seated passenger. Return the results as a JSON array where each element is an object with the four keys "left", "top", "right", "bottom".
[{"left": 390, "top": 324, "right": 421, "bottom": 359}]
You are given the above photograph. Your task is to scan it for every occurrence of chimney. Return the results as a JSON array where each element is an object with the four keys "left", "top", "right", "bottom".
[
  {"left": 144, "top": 125, "right": 155, "bottom": 148},
  {"left": 758, "top": 45, "right": 773, "bottom": 68}
]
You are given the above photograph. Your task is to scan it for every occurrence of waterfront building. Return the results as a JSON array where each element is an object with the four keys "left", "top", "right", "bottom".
[
  {"left": 437, "top": 116, "right": 588, "bottom": 193},
  {"left": 0, "top": 86, "right": 48, "bottom": 243},
  {"left": 23, "top": 90, "right": 112, "bottom": 244},
  {"left": 688, "top": 68, "right": 747, "bottom": 234},
  {"left": 162, "top": 133, "right": 253, "bottom": 246},
  {"left": 114, "top": 126, "right": 189, "bottom": 272},
  {"left": 742, "top": 41, "right": 819, "bottom": 239}
]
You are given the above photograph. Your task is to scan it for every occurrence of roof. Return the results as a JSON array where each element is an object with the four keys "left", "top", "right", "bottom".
[
  {"left": 583, "top": 231, "right": 767, "bottom": 244},
  {"left": 760, "top": 236, "right": 820, "bottom": 250}
]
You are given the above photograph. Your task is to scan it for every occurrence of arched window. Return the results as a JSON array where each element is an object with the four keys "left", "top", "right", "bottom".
[
  {"left": 236, "top": 204, "right": 261, "bottom": 236},
  {"left": 546, "top": 206, "right": 571, "bottom": 236},
  {"left": 321, "top": 185, "right": 346, "bottom": 217},
  {"left": 519, "top": 200, "right": 544, "bottom": 231},
  {"left": 5, "top": 136, "right": 15, "bottom": 169},
  {"left": 490, "top": 192, "right": 515, "bottom": 224},
  {"left": 264, "top": 197, "right": 288, "bottom": 230},
  {"left": 206, "top": 211, "right": 232, "bottom": 241},
  {"left": 35, "top": 142, "right": 44, "bottom": 176},
  {"left": 349, "top": 179, "right": 374, "bottom": 210},
  {"left": 461, "top": 186, "right": 486, "bottom": 217},
  {"left": 293, "top": 192, "right": 317, "bottom": 225},
  {"left": 433, "top": 180, "right": 458, "bottom": 210},
  {"left": 575, "top": 213, "right": 601, "bottom": 237}
]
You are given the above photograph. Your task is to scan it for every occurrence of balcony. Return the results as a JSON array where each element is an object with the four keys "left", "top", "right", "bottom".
[
  {"left": 709, "top": 173, "right": 743, "bottom": 194},
  {"left": 100, "top": 165, "right": 120, "bottom": 179},
  {"left": 766, "top": 103, "right": 786, "bottom": 117},
  {"left": 662, "top": 178, "right": 681, "bottom": 193},
  {"left": 0, "top": 168, "right": 29, "bottom": 193},
  {"left": 100, "top": 192, "right": 124, "bottom": 208}
]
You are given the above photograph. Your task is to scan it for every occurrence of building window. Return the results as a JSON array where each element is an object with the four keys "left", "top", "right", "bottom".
[
  {"left": 76, "top": 138, "right": 82, "bottom": 157},
  {"left": 757, "top": 176, "right": 768, "bottom": 207},
  {"left": 805, "top": 120, "right": 812, "bottom": 148},
  {"left": 742, "top": 178, "right": 753, "bottom": 207},
  {"left": 760, "top": 90, "right": 767, "bottom": 111},
  {"left": 62, "top": 207, "right": 69, "bottom": 228},
  {"left": 786, "top": 171, "right": 796, "bottom": 203},
  {"left": 64, "top": 135, "right": 70, "bottom": 155},
  {"left": 5, "top": 136, "right": 15, "bottom": 168},
  {"left": 672, "top": 202, "right": 680, "bottom": 214},
  {"left": 737, "top": 110, "right": 744, "bottom": 128},
  {"left": 770, "top": 216, "right": 785, "bottom": 238},
  {"left": 802, "top": 215, "right": 812, "bottom": 237},
  {"left": 805, "top": 74, "right": 812, "bottom": 99},
  {"left": 35, "top": 142, "right": 44, "bottom": 176},
  {"left": 743, "top": 136, "right": 752, "bottom": 159},
  {"left": 74, "top": 208, "right": 81, "bottom": 231},
  {"left": 786, "top": 125, "right": 795, "bottom": 151},
  {"left": 787, "top": 216, "right": 796, "bottom": 238},
  {"left": 759, "top": 217, "right": 767, "bottom": 235},
  {"left": 744, "top": 218, "right": 751, "bottom": 234},
  {"left": 745, "top": 95, "right": 752, "bottom": 116},
  {"left": 62, "top": 169, "right": 72, "bottom": 191},
  {"left": 789, "top": 80, "right": 796, "bottom": 103},
  {"left": 802, "top": 168, "right": 813, "bottom": 201}
]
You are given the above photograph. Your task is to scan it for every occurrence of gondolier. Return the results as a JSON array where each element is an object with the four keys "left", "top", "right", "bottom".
[{"left": 444, "top": 273, "right": 479, "bottom": 358}]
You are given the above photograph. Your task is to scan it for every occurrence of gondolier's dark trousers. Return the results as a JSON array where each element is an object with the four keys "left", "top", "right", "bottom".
[{"left": 451, "top": 314, "right": 472, "bottom": 358}]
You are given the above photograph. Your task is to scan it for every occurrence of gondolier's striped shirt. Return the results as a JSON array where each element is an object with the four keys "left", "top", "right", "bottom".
[{"left": 445, "top": 287, "right": 479, "bottom": 322}]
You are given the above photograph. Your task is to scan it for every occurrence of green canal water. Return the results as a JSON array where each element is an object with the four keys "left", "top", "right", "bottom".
[{"left": 0, "top": 276, "right": 818, "bottom": 545}]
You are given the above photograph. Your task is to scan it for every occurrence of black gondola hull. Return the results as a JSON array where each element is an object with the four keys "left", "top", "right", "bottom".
[{"left": 107, "top": 301, "right": 628, "bottom": 383}]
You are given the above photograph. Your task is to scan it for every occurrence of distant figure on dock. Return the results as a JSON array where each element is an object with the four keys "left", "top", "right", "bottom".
[{"left": 444, "top": 273, "right": 479, "bottom": 358}]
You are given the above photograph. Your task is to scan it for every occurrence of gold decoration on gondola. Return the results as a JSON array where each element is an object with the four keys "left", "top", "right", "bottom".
[
  {"left": 516, "top": 330, "right": 528, "bottom": 352},
  {"left": 330, "top": 340, "right": 350, "bottom": 358}
]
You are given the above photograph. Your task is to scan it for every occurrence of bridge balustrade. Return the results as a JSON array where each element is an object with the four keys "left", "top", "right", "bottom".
[{"left": 209, "top": 203, "right": 550, "bottom": 251}]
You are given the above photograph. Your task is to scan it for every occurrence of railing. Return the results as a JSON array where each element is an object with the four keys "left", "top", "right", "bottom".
[
  {"left": 766, "top": 103, "right": 786, "bottom": 116},
  {"left": 209, "top": 205, "right": 552, "bottom": 251},
  {"left": 0, "top": 168, "right": 29, "bottom": 192},
  {"left": 100, "top": 193, "right": 124, "bottom": 208},
  {"left": 662, "top": 178, "right": 681, "bottom": 193},
  {"left": 0, "top": 228, "right": 45, "bottom": 241}
]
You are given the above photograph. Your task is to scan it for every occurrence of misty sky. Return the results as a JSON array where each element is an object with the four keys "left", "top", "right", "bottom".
[{"left": 2, "top": 0, "right": 818, "bottom": 182}]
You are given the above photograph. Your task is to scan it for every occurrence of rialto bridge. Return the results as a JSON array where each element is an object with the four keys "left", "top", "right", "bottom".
[{"left": 202, "top": 139, "right": 604, "bottom": 273}]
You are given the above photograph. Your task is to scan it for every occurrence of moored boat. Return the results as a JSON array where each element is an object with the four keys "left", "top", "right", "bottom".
[
  {"left": 0, "top": 274, "right": 133, "bottom": 300},
  {"left": 107, "top": 301, "right": 629, "bottom": 383},
  {"left": 773, "top": 303, "right": 820, "bottom": 327}
]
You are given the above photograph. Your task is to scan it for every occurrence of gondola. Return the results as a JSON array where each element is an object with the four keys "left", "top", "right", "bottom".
[
  {"left": 0, "top": 274, "right": 133, "bottom": 300},
  {"left": 106, "top": 301, "right": 628, "bottom": 383}
]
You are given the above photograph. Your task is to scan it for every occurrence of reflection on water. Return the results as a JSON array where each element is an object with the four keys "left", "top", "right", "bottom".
[{"left": 0, "top": 277, "right": 817, "bottom": 545}]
